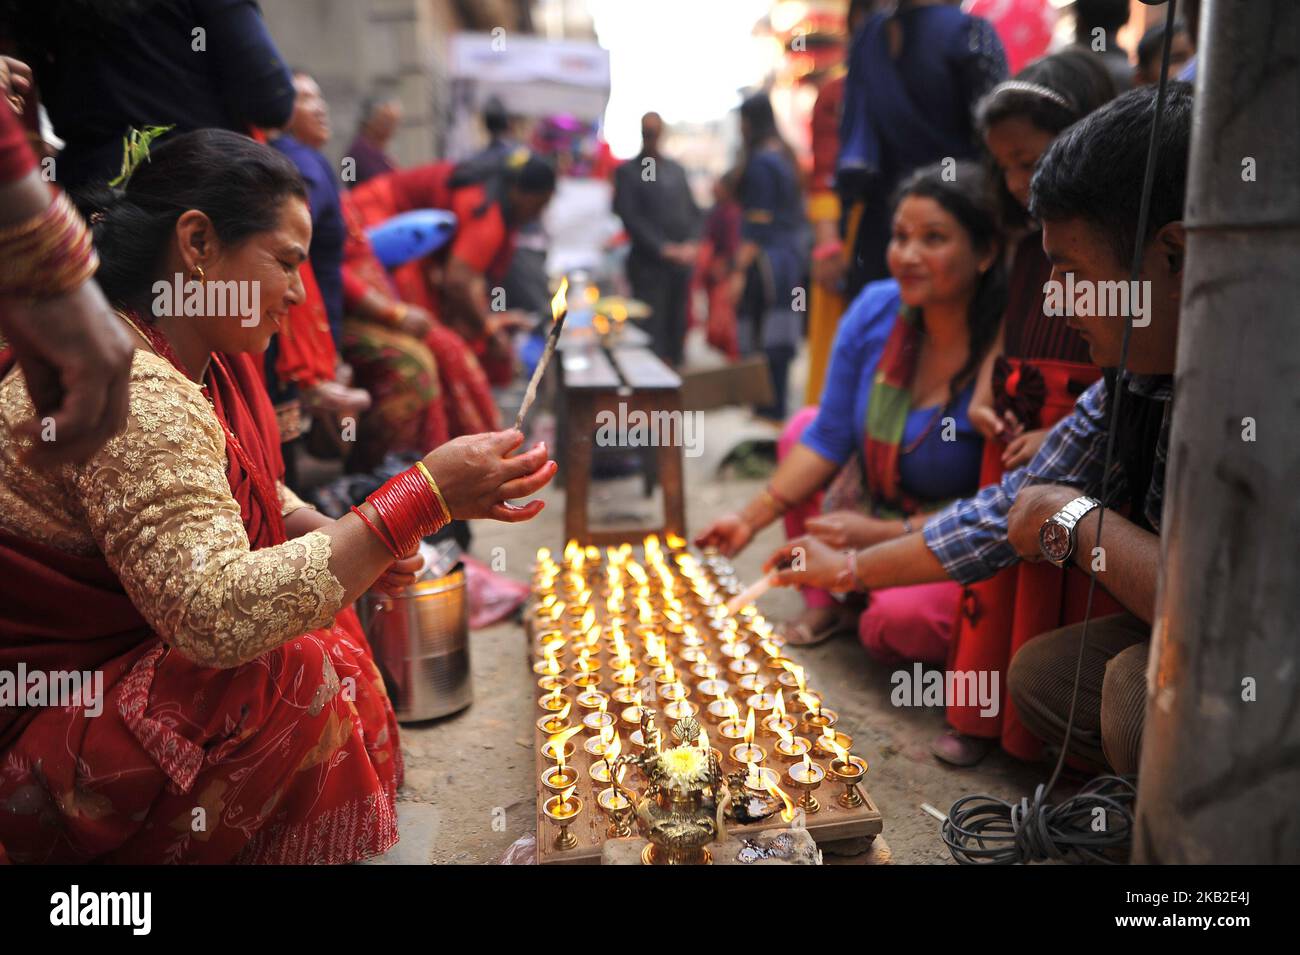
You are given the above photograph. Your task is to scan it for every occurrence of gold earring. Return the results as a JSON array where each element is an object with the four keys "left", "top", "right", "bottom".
[{"left": 193, "top": 264, "right": 205, "bottom": 282}]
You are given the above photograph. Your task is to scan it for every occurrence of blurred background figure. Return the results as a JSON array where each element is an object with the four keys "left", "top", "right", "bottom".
[
  {"left": 803, "top": 0, "right": 876, "bottom": 404},
  {"left": 347, "top": 91, "right": 403, "bottom": 186},
  {"left": 730, "top": 91, "right": 807, "bottom": 422},
  {"left": 612, "top": 111, "right": 701, "bottom": 367},
  {"left": 1071, "top": 0, "right": 1134, "bottom": 90},
  {"left": 837, "top": 0, "right": 1007, "bottom": 298},
  {"left": 967, "top": 0, "right": 1055, "bottom": 75},
  {"left": 349, "top": 152, "right": 555, "bottom": 437},
  {"left": 1136, "top": 17, "right": 1194, "bottom": 86},
  {"left": 269, "top": 69, "right": 372, "bottom": 474},
  {"left": 1, "top": 0, "right": 295, "bottom": 189}
]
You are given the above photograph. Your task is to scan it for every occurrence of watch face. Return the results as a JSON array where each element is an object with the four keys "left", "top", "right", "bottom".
[{"left": 1040, "top": 521, "right": 1071, "bottom": 562}]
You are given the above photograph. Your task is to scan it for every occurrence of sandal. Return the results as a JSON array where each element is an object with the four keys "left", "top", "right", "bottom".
[{"left": 930, "top": 730, "right": 994, "bottom": 767}]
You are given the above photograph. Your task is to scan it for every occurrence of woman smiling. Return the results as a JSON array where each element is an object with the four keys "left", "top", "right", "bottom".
[
  {"left": 0, "top": 129, "right": 555, "bottom": 863},
  {"left": 697, "top": 162, "right": 1004, "bottom": 660}
]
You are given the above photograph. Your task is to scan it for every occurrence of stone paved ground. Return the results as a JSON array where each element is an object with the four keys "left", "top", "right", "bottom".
[{"left": 368, "top": 404, "right": 1046, "bottom": 865}]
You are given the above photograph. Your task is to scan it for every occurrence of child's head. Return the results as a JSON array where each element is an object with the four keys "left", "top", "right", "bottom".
[
  {"left": 1030, "top": 83, "right": 1193, "bottom": 374},
  {"left": 1136, "top": 20, "right": 1194, "bottom": 85},
  {"left": 976, "top": 49, "right": 1119, "bottom": 224}
]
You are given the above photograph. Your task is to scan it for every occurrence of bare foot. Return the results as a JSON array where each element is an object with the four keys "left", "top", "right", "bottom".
[{"left": 779, "top": 604, "right": 858, "bottom": 647}]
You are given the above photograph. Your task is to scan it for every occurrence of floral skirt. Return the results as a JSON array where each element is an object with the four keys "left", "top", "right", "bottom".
[{"left": 343, "top": 318, "right": 447, "bottom": 470}]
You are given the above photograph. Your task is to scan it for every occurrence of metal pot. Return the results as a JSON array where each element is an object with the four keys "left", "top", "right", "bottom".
[{"left": 358, "top": 563, "right": 472, "bottom": 723}]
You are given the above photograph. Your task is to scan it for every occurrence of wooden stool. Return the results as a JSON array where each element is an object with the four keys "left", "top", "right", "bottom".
[{"left": 558, "top": 344, "right": 686, "bottom": 547}]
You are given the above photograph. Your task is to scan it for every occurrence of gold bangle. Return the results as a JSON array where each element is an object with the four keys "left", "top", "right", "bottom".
[
  {"left": 759, "top": 489, "right": 786, "bottom": 518},
  {"left": 414, "top": 460, "right": 452, "bottom": 520}
]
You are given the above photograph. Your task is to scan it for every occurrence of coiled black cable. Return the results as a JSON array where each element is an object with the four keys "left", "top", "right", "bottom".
[
  {"left": 944, "top": 775, "right": 1136, "bottom": 865},
  {"left": 942, "top": 0, "right": 1180, "bottom": 865}
]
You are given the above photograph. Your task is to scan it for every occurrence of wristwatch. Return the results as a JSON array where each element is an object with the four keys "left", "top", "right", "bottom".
[{"left": 1038, "top": 495, "right": 1101, "bottom": 567}]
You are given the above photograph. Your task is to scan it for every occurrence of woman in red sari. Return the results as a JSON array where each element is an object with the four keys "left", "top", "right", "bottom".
[
  {"left": 338, "top": 191, "right": 448, "bottom": 471},
  {"left": 0, "top": 130, "right": 555, "bottom": 863},
  {"left": 349, "top": 153, "right": 555, "bottom": 437}
]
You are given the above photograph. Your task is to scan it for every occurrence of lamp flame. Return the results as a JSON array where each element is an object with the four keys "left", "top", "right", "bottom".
[
  {"left": 764, "top": 780, "right": 797, "bottom": 824},
  {"left": 743, "top": 707, "right": 756, "bottom": 746},
  {"left": 829, "top": 738, "right": 851, "bottom": 766}
]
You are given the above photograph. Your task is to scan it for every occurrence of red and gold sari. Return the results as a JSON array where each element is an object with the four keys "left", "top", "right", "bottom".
[{"left": 0, "top": 340, "right": 402, "bottom": 863}]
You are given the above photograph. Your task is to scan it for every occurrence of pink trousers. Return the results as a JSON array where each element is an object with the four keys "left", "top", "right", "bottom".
[{"left": 777, "top": 407, "right": 960, "bottom": 666}]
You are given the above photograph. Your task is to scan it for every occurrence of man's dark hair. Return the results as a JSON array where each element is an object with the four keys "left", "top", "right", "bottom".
[
  {"left": 1137, "top": 19, "right": 1187, "bottom": 71},
  {"left": 483, "top": 96, "right": 509, "bottom": 135},
  {"left": 1074, "top": 0, "right": 1130, "bottom": 38},
  {"left": 1029, "top": 82, "right": 1193, "bottom": 266}
]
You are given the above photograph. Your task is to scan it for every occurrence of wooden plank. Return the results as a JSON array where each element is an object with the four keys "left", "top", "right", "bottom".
[
  {"left": 560, "top": 345, "right": 621, "bottom": 391},
  {"left": 609, "top": 346, "right": 682, "bottom": 390},
  {"left": 562, "top": 392, "right": 595, "bottom": 545},
  {"left": 679, "top": 356, "right": 774, "bottom": 410},
  {"left": 560, "top": 390, "right": 687, "bottom": 547}
]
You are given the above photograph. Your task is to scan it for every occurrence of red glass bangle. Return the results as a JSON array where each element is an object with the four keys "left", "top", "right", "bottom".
[
  {"left": 365, "top": 465, "right": 450, "bottom": 556},
  {"left": 351, "top": 505, "right": 400, "bottom": 559}
]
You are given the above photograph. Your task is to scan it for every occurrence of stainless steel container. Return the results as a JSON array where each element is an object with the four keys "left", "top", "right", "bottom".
[{"left": 359, "top": 565, "right": 472, "bottom": 723}]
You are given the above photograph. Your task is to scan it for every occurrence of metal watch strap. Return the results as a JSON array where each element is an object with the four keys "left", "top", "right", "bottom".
[{"left": 1046, "top": 495, "right": 1101, "bottom": 566}]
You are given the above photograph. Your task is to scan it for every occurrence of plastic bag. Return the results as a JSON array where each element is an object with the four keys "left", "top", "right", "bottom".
[{"left": 499, "top": 832, "right": 537, "bottom": 865}]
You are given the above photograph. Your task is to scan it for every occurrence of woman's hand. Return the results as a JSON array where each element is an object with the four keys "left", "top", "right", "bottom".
[
  {"left": 3, "top": 279, "right": 135, "bottom": 465},
  {"left": 804, "top": 510, "right": 897, "bottom": 550},
  {"left": 0, "top": 55, "right": 32, "bottom": 106},
  {"left": 372, "top": 548, "right": 425, "bottom": 596},
  {"left": 694, "top": 512, "right": 754, "bottom": 557},
  {"left": 1001, "top": 427, "right": 1050, "bottom": 469},
  {"left": 398, "top": 304, "right": 435, "bottom": 340},
  {"left": 968, "top": 403, "right": 1004, "bottom": 441},
  {"left": 422, "top": 429, "right": 555, "bottom": 522},
  {"left": 970, "top": 404, "right": 1025, "bottom": 443},
  {"left": 762, "top": 535, "right": 856, "bottom": 592},
  {"left": 727, "top": 270, "right": 746, "bottom": 306}
]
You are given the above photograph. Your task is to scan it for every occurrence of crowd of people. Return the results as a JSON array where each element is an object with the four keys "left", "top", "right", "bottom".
[
  {"left": 0, "top": 0, "right": 557, "bottom": 863},
  {"left": 0, "top": 0, "right": 1202, "bottom": 864},
  {"left": 605, "top": 0, "right": 1196, "bottom": 776},
  {"left": 689, "top": 0, "right": 1197, "bottom": 776}
]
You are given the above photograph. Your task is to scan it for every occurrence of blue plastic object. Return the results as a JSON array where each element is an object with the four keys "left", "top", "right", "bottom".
[{"left": 365, "top": 209, "right": 458, "bottom": 268}]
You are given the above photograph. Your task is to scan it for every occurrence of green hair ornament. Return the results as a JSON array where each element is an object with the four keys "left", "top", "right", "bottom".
[{"left": 108, "top": 124, "right": 174, "bottom": 188}]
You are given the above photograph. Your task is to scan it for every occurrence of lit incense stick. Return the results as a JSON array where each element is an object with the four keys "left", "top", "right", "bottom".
[
  {"left": 725, "top": 574, "right": 776, "bottom": 614},
  {"left": 514, "top": 277, "right": 569, "bottom": 431}
]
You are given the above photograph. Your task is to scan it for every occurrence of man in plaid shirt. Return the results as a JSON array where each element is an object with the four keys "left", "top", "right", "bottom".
[{"left": 766, "top": 84, "right": 1194, "bottom": 775}]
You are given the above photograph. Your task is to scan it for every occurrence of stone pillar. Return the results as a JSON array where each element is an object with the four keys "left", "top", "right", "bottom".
[{"left": 1134, "top": 0, "right": 1300, "bottom": 863}]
